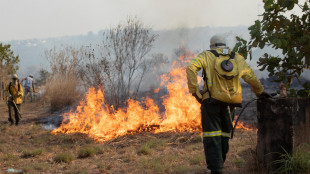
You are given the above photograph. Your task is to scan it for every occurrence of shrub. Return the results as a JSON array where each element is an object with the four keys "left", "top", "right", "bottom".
[
  {"left": 54, "top": 152, "right": 75, "bottom": 163},
  {"left": 78, "top": 147, "right": 96, "bottom": 158},
  {"left": 94, "top": 146, "right": 104, "bottom": 154},
  {"left": 45, "top": 74, "right": 80, "bottom": 111},
  {"left": 137, "top": 139, "right": 166, "bottom": 155},
  {"left": 22, "top": 149, "right": 44, "bottom": 158},
  {"left": 137, "top": 144, "right": 152, "bottom": 155},
  {"left": 78, "top": 146, "right": 104, "bottom": 158}
]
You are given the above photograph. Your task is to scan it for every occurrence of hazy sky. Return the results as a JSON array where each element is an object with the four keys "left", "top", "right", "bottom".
[{"left": 0, "top": 0, "right": 263, "bottom": 41}]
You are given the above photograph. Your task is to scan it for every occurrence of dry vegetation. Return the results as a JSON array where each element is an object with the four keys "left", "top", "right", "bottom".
[
  {"left": 45, "top": 74, "right": 80, "bottom": 111},
  {"left": 0, "top": 100, "right": 265, "bottom": 174}
]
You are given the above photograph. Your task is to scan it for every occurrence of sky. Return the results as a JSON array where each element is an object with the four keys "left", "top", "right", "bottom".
[{"left": 0, "top": 0, "right": 264, "bottom": 41}]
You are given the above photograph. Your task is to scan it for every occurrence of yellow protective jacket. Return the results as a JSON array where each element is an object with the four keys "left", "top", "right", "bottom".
[
  {"left": 4, "top": 82, "right": 24, "bottom": 104},
  {"left": 186, "top": 48, "right": 264, "bottom": 106}
]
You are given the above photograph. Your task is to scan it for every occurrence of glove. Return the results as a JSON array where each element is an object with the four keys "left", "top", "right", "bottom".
[
  {"left": 192, "top": 87, "right": 203, "bottom": 103},
  {"left": 258, "top": 91, "right": 272, "bottom": 99}
]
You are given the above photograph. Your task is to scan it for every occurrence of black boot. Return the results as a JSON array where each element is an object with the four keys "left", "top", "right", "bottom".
[
  {"left": 211, "top": 171, "right": 222, "bottom": 174},
  {"left": 8, "top": 118, "right": 13, "bottom": 126}
]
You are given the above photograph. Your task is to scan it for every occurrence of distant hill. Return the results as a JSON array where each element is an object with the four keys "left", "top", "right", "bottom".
[{"left": 4, "top": 25, "right": 309, "bottom": 80}]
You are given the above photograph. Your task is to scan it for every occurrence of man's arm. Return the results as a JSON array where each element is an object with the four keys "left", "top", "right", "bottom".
[
  {"left": 186, "top": 52, "right": 207, "bottom": 102},
  {"left": 238, "top": 55, "right": 264, "bottom": 96},
  {"left": 21, "top": 78, "right": 26, "bottom": 83}
]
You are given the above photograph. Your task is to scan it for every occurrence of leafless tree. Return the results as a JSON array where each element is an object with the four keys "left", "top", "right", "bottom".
[
  {"left": 45, "top": 46, "right": 82, "bottom": 76},
  {"left": 80, "top": 17, "right": 158, "bottom": 108}
]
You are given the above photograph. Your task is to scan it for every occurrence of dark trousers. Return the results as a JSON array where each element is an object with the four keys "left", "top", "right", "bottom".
[
  {"left": 8, "top": 101, "right": 21, "bottom": 125},
  {"left": 201, "top": 100, "right": 235, "bottom": 172}
]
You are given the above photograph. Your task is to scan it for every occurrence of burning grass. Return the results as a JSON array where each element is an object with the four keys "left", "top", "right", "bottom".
[{"left": 52, "top": 54, "right": 202, "bottom": 142}]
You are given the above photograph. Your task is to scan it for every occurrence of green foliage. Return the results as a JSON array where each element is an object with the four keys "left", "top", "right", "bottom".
[
  {"left": 288, "top": 82, "right": 310, "bottom": 97},
  {"left": 0, "top": 43, "right": 20, "bottom": 74},
  {"left": 54, "top": 152, "right": 75, "bottom": 163},
  {"left": 272, "top": 144, "right": 310, "bottom": 174},
  {"left": 233, "top": 36, "right": 250, "bottom": 60},
  {"left": 234, "top": 1, "right": 310, "bottom": 88}
]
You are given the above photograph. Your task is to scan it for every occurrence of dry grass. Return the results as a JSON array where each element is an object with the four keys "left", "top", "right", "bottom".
[
  {"left": 45, "top": 74, "right": 80, "bottom": 111},
  {"left": 22, "top": 148, "right": 44, "bottom": 158},
  {"left": 0, "top": 100, "right": 263, "bottom": 174},
  {"left": 54, "top": 152, "right": 75, "bottom": 163}
]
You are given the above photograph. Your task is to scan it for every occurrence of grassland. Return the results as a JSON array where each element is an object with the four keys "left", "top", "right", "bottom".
[{"left": 0, "top": 101, "right": 262, "bottom": 174}]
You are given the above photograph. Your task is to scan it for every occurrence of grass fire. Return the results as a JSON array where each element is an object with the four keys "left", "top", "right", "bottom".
[{"left": 1, "top": 1, "right": 310, "bottom": 173}]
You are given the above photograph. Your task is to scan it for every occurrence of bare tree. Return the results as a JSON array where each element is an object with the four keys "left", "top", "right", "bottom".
[
  {"left": 45, "top": 46, "right": 82, "bottom": 76},
  {"left": 80, "top": 17, "right": 157, "bottom": 108}
]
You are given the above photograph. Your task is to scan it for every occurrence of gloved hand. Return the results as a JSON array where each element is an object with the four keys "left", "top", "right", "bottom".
[
  {"left": 258, "top": 91, "right": 272, "bottom": 99},
  {"left": 192, "top": 87, "right": 203, "bottom": 103}
]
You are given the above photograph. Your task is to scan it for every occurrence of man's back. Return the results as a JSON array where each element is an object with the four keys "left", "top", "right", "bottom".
[{"left": 24, "top": 77, "right": 33, "bottom": 87}]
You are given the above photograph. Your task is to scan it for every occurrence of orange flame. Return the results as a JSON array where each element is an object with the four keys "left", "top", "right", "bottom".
[
  {"left": 232, "top": 116, "right": 255, "bottom": 131},
  {"left": 52, "top": 48, "right": 252, "bottom": 142}
]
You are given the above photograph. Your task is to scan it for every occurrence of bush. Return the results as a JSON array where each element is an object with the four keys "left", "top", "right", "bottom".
[
  {"left": 54, "top": 152, "right": 75, "bottom": 163},
  {"left": 22, "top": 149, "right": 44, "bottom": 158},
  {"left": 78, "top": 147, "right": 96, "bottom": 158},
  {"left": 45, "top": 74, "right": 80, "bottom": 111},
  {"left": 137, "top": 144, "right": 152, "bottom": 155},
  {"left": 78, "top": 146, "right": 104, "bottom": 158}
]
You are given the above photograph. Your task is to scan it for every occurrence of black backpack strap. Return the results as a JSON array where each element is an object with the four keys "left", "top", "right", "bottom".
[
  {"left": 202, "top": 69, "right": 212, "bottom": 99},
  {"left": 8, "top": 82, "right": 12, "bottom": 95},
  {"left": 209, "top": 50, "right": 235, "bottom": 59},
  {"left": 18, "top": 82, "right": 20, "bottom": 92},
  {"left": 230, "top": 51, "right": 235, "bottom": 59},
  {"left": 209, "top": 50, "right": 219, "bottom": 57}
]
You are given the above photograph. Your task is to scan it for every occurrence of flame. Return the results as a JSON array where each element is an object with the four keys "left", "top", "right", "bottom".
[
  {"left": 233, "top": 116, "right": 255, "bottom": 131},
  {"left": 52, "top": 48, "right": 252, "bottom": 142},
  {"left": 234, "top": 121, "right": 254, "bottom": 131}
]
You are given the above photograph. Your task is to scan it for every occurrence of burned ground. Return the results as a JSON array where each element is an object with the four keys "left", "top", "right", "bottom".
[{"left": 0, "top": 100, "right": 263, "bottom": 174}]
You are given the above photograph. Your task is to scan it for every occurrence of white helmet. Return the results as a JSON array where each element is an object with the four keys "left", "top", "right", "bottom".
[
  {"left": 12, "top": 74, "right": 18, "bottom": 79},
  {"left": 210, "top": 34, "right": 226, "bottom": 49},
  {"left": 29, "top": 74, "right": 33, "bottom": 77}
]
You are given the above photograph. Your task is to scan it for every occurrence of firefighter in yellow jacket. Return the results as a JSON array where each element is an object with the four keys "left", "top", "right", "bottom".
[
  {"left": 4, "top": 74, "right": 24, "bottom": 126},
  {"left": 186, "top": 35, "right": 271, "bottom": 174}
]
